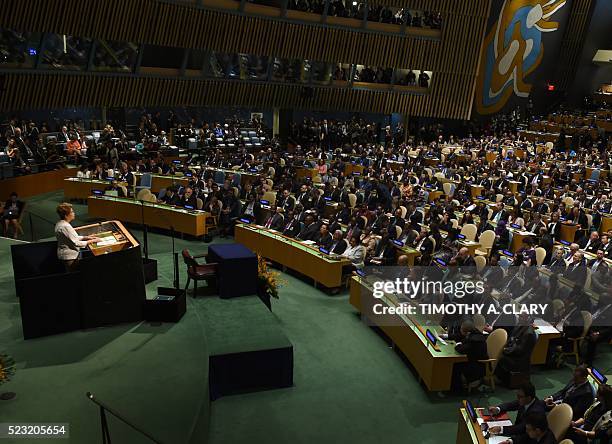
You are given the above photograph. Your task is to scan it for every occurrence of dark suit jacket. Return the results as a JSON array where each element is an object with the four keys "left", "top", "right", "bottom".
[
  {"left": 497, "top": 398, "right": 547, "bottom": 436},
  {"left": 498, "top": 325, "right": 537, "bottom": 373},
  {"left": 297, "top": 223, "right": 319, "bottom": 241},
  {"left": 511, "top": 429, "right": 556, "bottom": 444},
  {"left": 330, "top": 239, "right": 348, "bottom": 254},
  {"left": 282, "top": 217, "right": 301, "bottom": 237},
  {"left": 455, "top": 330, "right": 488, "bottom": 382},
  {"left": 551, "top": 381, "right": 594, "bottom": 420},
  {"left": 563, "top": 260, "right": 588, "bottom": 286},
  {"left": 579, "top": 237, "right": 602, "bottom": 253},
  {"left": 264, "top": 213, "right": 285, "bottom": 231},
  {"left": 314, "top": 232, "right": 333, "bottom": 249}
]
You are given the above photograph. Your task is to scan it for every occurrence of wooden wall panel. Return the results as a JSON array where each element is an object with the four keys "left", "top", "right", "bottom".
[{"left": 0, "top": 0, "right": 492, "bottom": 120}]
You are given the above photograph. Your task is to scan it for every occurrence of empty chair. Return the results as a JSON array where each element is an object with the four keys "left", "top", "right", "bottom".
[
  {"left": 348, "top": 193, "right": 357, "bottom": 209},
  {"left": 475, "top": 230, "right": 495, "bottom": 256},
  {"left": 399, "top": 205, "right": 407, "bottom": 218},
  {"left": 547, "top": 403, "right": 573, "bottom": 442},
  {"left": 590, "top": 169, "right": 600, "bottom": 181},
  {"left": 395, "top": 225, "right": 402, "bottom": 239},
  {"left": 478, "top": 328, "right": 508, "bottom": 391},
  {"left": 135, "top": 172, "right": 153, "bottom": 195},
  {"left": 442, "top": 182, "right": 455, "bottom": 196},
  {"left": 196, "top": 198, "right": 203, "bottom": 210},
  {"left": 262, "top": 191, "right": 277, "bottom": 206},
  {"left": 535, "top": 247, "right": 547, "bottom": 266},
  {"left": 496, "top": 193, "right": 504, "bottom": 202},
  {"left": 460, "top": 224, "right": 478, "bottom": 241},
  {"left": 474, "top": 255, "right": 486, "bottom": 274},
  {"left": 182, "top": 250, "right": 218, "bottom": 298}
]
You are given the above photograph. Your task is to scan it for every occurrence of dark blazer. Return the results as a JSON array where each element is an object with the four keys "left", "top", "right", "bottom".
[
  {"left": 579, "top": 237, "right": 602, "bottom": 253},
  {"left": 511, "top": 429, "right": 556, "bottom": 444},
  {"left": 330, "top": 239, "right": 348, "bottom": 254},
  {"left": 178, "top": 194, "right": 198, "bottom": 209},
  {"left": 282, "top": 217, "right": 301, "bottom": 238},
  {"left": 263, "top": 213, "right": 285, "bottom": 231},
  {"left": 314, "top": 232, "right": 333, "bottom": 249},
  {"left": 297, "top": 223, "right": 319, "bottom": 241},
  {"left": 455, "top": 330, "right": 488, "bottom": 382},
  {"left": 563, "top": 260, "right": 588, "bottom": 286},
  {"left": 497, "top": 398, "right": 547, "bottom": 436},
  {"left": 551, "top": 381, "right": 595, "bottom": 420},
  {"left": 498, "top": 325, "right": 537, "bottom": 373}
]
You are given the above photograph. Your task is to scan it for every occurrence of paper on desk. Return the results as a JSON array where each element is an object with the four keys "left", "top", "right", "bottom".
[
  {"left": 533, "top": 318, "right": 558, "bottom": 334},
  {"left": 96, "top": 238, "right": 118, "bottom": 247},
  {"left": 487, "top": 420, "right": 513, "bottom": 428},
  {"left": 488, "top": 436, "right": 510, "bottom": 444},
  {"left": 301, "top": 240, "right": 316, "bottom": 245}
]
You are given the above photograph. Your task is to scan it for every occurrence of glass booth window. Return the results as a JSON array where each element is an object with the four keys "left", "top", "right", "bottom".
[
  {"left": 41, "top": 34, "right": 92, "bottom": 70},
  {"left": 92, "top": 40, "right": 138, "bottom": 72},
  {"left": 0, "top": 29, "right": 42, "bottom": 69}
]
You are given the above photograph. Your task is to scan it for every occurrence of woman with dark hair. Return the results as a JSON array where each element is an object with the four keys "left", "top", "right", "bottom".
[
  {"left": 2, "top": 192, "right": 25, "bottom": 238},
  {"left": 54, "top": 202, "right": 100, "bottom": 270}
]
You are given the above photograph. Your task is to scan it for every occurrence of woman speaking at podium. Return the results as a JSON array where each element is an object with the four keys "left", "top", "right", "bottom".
[{"left": 55, "top": 202, "right": 100, "bottom": 270}]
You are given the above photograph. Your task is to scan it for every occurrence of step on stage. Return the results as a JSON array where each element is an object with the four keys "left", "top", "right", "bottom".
[{"left": 202, "top": 296, "right": 294, "bottom": 400}]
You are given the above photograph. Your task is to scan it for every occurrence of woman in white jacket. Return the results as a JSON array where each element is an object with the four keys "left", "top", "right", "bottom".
[{"left": 342, "top": 235, "right": 366, "bottom": 271}]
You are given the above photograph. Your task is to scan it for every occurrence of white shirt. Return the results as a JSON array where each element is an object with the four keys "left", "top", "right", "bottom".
[
  {"left": 342, "top": 245, "right": 365, "bottom": 269},
  {"left": 55, "top": 220, "right": 88, "bottom": 260}
]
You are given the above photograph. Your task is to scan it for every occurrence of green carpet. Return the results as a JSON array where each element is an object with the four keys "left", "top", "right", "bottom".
[{"left": 0, "top": 190, "right": 610, "bottom": 444}]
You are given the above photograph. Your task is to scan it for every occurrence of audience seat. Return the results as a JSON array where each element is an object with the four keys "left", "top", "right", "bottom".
[
  {"left": 475, "top": 230, "right": 495, "bottom": 256},
  {"left": 460, "top": 224, "right": 478, "bottom": 242},
  {"left": 478, "top": 328, "right": 507, "bottom": 391},
  {"left": 548, "top": 404, "right": 573, "bottom": 442}
]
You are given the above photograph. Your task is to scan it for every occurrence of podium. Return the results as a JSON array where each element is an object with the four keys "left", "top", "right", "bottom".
[{"left": 12, "top": 220, "right": 146, "bottom": 339}]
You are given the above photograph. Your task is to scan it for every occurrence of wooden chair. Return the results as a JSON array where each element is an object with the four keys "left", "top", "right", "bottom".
[
  {"left": 460, "top": 224, "right": 478, "bottom": 241},
  {"left": 534, "top": 247, "right": 547, "bottom": 266},
  {"left": 474, "top": 255, "right": 486, "bottom": 274},
  {"left": 182, "top": 249, "right": 218, "bottom": 297},
  {"left": 557, "top": 311, "right": 592, "bottom": 366},
  {"left": 478, "top": 328, "right": 508, "bottom": 391},
  {"left": 548, "top": 403, "right": 573, "bottom": 442},
  {"left": 475, "top": 230, "right": 495, "bottom": 256}
]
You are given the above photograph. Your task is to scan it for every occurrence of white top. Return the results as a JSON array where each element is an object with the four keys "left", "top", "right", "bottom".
[
  {"left": 55, "top": 220, "right": 88, "bottom": 260},
  {"left": 342, "top": 245, "right": 366, "bottom": 269}
]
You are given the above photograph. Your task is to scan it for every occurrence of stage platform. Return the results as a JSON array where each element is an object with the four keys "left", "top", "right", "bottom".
[{"left": 202, "top": 296, "right": 294, "bottom": 400}]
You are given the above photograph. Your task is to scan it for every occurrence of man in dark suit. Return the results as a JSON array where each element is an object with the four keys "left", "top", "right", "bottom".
[
  {"left": 282, "top": 210, "right": 301, "bottom": 238},
  {"left": 159, "top": 186, "right": 180, "bottom": 205},
  {"left": 454, "top": 319, "right": 488, "bottom": 388},
  {"left": 297, "top": 215, "right": 319, "bottom": 241},
  {"left": 494, "top": 313, "right": 537, "bottom": 386},
  {"left": 277, "top": 189, "right": 296, "bottom": 213},
  {"left": 329, "top": 230, "right": 347, "bottom": 254},
  {"left": 579, "top": 231, "right": 601, "bottom": 253},
  {"left": 563, "top": 252, "right": 587, "bottom": 286},
  {"left": 588, "top": 249, "right": 609, "bottom": 293},
  {"left": 490, "top": 202, "right": 509, "bottom": 224},
  {"left": 368, "top": 228, "right": 396, "bottom": 265},
  {"left": 532, "top": 197, "right": 549, "bottom": 215},
  {"left": 263, "top": 205, "right": 285, "bottom": 231},
  {"left": 487, "top": 382, "right": 547, "bottom": 438},
  {"left": 504, "top": 413, "right": 557, "bottom": 444},
  {"left": 545, "top": 365, "right": 594, "bottom": 420},
  {"left": 537, "top": 227, "right": 554, "bottom": 264},
  {"left": 178, "top": 186, "right": 198, "bottom": 208}
]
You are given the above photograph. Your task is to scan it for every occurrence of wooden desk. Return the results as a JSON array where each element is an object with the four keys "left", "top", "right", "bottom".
[
  {"left": 235, "top": 224, "right": 351, "bottom": 288},
  {"left": 87, "top": 196, "right": 210, "bottom": 237},
  {"left": 560, "top": 222, "right": 580, "bottom": 243},
  {"left": 428, "top": 190, "right": 444, "bottom": 202},
  {"left": 0, "top": 167, "right": 78, "bottom": 199},
  {"left": 344, "top": 163, "right": 365, "bottom": 176},
  {"left": 456, "top": 408, "right": 486, "bottom": 444},
  {"left": 64, "top": 177, "right": 114, "bottom": 200},
  {"left": 349, "top": 276, "right": 467, "bottom": 391},
  {"left": 470, "top": 185, "right": 484, "bottom": 198},
  {"left": 296, "top": 167, "right": 318, "bottom": 180},
  {"left": 601, "top": 214, "right": 612, "bottom": 234}
]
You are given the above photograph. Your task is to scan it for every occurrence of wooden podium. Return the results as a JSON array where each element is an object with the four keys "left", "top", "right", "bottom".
[
  {"left": 12, "top": 220, "right": 146, "bottom": 339},
  {"left": 76, "top": 220, "right": 139, "bottom": 256}
]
